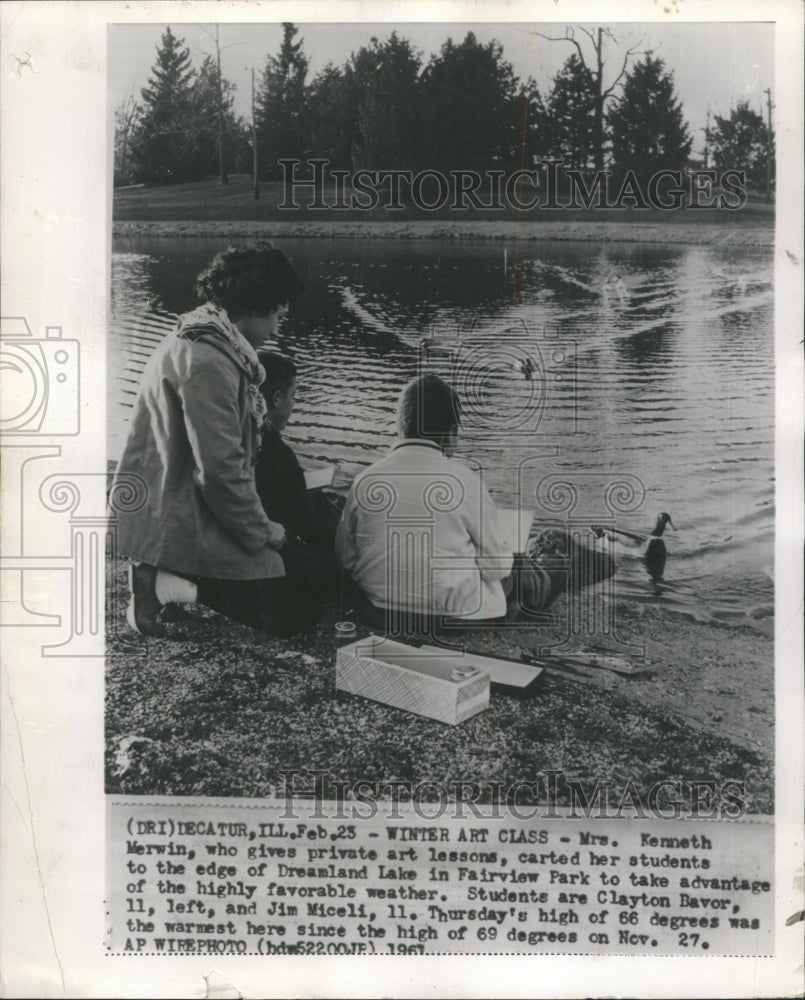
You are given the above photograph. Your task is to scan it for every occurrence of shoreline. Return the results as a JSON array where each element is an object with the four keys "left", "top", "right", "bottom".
[
  {"left": 113, "top": 218, "right": 774, "bottom": 247},
  {"left": 106, "top": 557, "right": 773, "bottom": 810}
]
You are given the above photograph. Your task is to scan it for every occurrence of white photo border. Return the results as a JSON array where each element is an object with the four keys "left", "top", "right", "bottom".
[{"left": 1, "top": 1, "right": 802, "bottom": 997}]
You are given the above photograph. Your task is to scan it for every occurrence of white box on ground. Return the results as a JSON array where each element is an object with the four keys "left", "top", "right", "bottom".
[{"left": 335, "top": 634, "right": 490, "bottom": 724}]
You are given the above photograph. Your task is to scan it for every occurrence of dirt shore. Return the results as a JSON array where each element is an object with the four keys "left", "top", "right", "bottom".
[
  {"left": 106, "top": 559, "right": 773, "bottom": 812},
  {"left": 113, "top": 218, "right": 774, "bottom": 247}
]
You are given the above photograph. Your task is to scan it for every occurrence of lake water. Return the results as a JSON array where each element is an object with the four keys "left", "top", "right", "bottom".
[{"left": 110, "top": 235, "right": 774, "bottom": 622}]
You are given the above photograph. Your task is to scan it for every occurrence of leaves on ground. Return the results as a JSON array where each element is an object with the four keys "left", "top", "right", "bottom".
[{"left": 106, "top": 559, "right": 772, "bottom": 812}]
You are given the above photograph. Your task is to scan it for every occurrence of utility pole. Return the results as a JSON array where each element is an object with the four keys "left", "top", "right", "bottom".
[
  {"left": 252, "top": 68, "right": 260, "bottom": 199},
  {"left": 764, "top": 88, "right": 773, "bottom": 204},
  {"left": 215, "top": 26, "right": 228, "bottom": 185},
  {"left": 703, "top": 109, "right": 710, "bottom": 169},
  {"left": 593, "top": 28, "right": 604, "bottom": 172}
]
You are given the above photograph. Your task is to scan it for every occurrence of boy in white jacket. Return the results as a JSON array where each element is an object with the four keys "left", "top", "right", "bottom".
[{"left": 336, "top": 374, "right": 566, "bottom": 626}]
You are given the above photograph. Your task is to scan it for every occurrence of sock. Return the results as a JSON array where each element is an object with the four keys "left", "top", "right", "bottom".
[{"left": 155, "top": 570, "right": 198, "bottom": 605}]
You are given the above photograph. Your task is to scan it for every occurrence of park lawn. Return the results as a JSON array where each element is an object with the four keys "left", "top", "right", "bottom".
[{"left": 113, "top": 174, "right": 774, "bottom": 227}]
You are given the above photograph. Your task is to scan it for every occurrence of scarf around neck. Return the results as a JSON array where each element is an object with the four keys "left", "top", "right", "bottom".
[{"left": 177, "top": 302, "right": 268, "bottom": 430}]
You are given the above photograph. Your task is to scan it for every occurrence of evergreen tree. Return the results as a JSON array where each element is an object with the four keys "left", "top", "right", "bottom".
[
  {"left": 516, "top": 77, "right": 547, "bottom": 168},
  {"left": 192, "top": 55, "right": 241, "bottom": 179},
  {"left": 420, "top": 33, "right": 522, "bottom": 172},
  {"left": 350, "top": 33, "right": 423, "bottom": 170},
  {"left": 707, "top": 100, "right": 773, "bottom": 193},
  {"left": 607, "top": 54, "right": 692, "bottom": 180},
  {"left": 545, "top": 54, "right": 597, "bottom": 170},
  {"left": 129, "top": 27, "right": 200, "bottom": 185},
  {"left": 256, "top": 23, "right": 309, "bottom": 179},
  {"left": 307, "top": 64, "right": 357, "bottom": 170}
]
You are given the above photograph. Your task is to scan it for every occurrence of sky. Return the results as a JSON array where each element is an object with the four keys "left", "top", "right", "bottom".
[{"left": 108, "top": 21, "right": 775, "bottom": 157}]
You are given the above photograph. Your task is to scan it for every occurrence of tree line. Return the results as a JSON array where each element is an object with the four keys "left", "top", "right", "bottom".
[{"left": 116, "top": 23, "right": 774, "bottom": 197}]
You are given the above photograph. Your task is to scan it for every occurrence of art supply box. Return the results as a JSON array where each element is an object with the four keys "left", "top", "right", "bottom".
[{"left": 335, "top": 635, "right": 490, "bottom": 725}]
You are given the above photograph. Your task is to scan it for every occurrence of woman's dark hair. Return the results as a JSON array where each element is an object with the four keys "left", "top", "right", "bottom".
[
  {"left": 257, "top": 351, "right": 297, "bottom": 402},
  {"left": 397, "top": 374, "right": 461, "bottom": 444},
  {"left": 195, "top": 242, "right": 305, "bottom": 317}
]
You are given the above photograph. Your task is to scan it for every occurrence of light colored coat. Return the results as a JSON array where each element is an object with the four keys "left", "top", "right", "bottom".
[
  {"left": 113, "top": 310, "right": 284, "bottom": 580},
  {"left": 336, "top": 439, "right": 512, "bottom": 618}
]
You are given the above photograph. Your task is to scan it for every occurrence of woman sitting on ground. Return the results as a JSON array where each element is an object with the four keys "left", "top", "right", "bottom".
[{"left": 113, "top": 242, "right": 320, "bottom": 638}]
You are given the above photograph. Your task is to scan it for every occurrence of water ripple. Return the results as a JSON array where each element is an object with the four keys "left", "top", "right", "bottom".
[{"left": 110, "top": 237, "right": 774, "bottom": 612}]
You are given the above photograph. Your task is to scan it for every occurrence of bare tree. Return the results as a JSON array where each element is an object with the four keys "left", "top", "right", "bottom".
[
  {"left": 531, "top": 26, "right": 648, "bottom": 171},
  {"left": 195, "top": 25, "right": 245, "bottom": 184},
  {"left": 114, "top": 93, "right": 141, "bottom": 186}
]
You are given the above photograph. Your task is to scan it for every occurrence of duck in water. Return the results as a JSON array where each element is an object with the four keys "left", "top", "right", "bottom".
[
  {"left": 643, "top": 512, "right": 676, "bottom": 582},
  {"left": 591, "top": 512, "right": 676, "bottom": 584}
]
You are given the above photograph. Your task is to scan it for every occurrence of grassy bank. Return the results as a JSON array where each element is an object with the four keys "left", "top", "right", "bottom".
[
  {"left": 106, "top": 557, "right": 773, "bottom": 812},
  {"left": 113, "top": 175, "right": 774, "bottom": 246}
]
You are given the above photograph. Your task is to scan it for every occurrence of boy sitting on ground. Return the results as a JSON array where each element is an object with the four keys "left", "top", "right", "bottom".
[
  {"left": 255, "top": 352, "right": 341, "bottom": 574},
  {"left": 335, "top": 374, "right": 569, "bottom": 627}
]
